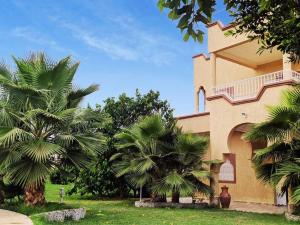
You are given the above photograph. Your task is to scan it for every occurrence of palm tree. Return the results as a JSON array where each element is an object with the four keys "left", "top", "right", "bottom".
[
  {"left": 153, "top": 132, "right": 211, "bottom": 203},
  {"left": 244, "top": 85, "right": 300, "bottom": 211},
  {"left": 111, "top": 115, "right": 211, "bottom": 203},
  {"left": 0, "top": 53, "right": 103, "bottom": 205},
  {"left": 111, "top": 115, "right": 168, "bottom": 202}
]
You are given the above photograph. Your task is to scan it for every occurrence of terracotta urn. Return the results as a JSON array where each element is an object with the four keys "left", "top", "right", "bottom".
[{"left": 219, "top": 185, "right": 231, "bottom": 208}]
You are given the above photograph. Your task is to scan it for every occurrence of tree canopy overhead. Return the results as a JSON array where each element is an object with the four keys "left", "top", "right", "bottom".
[
  {"left": 157, "top": 0, "right": 216, "bottom": 42},
  {"left": 158, "top": 0, "right": 300, "bottom": 61}
]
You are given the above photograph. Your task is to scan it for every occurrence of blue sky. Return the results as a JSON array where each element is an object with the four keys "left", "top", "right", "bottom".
[{"left": 1, "top": 0, "right": 231, "bottom": 116}]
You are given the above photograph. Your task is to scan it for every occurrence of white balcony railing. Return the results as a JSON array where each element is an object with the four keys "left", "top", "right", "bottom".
[{"left": 212, "top": 70, "right": 300, "bottom": 101}]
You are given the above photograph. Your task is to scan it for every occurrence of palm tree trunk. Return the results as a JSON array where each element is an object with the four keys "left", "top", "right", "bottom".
[
  {"left": 171, "top": 191, "right": 180, "bottom": 203},
  {"left": 151, "top": 192, "right": 166, "bottom": 202},
  {"left": 24, "top": 183, "right": 45, "bottom": 206},
  {"left": 0, "top": 189, "right": 4, "bottom": 204}
]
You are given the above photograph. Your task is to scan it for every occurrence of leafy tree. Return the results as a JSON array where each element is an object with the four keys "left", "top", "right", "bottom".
[
  {"left": 158, "top": 0, "right": 300, "bottom": 61},
  {"left": 70, "top": 90, "right": 174, "bottom": 197},
  {"left": 0, "top": 174, "right": 23, "bottom": 203},
  {"left": 111, "top": 115, "right": 211, "bottom": 203},
  {"left": 157, "top": 0, "right": 215, "bottom": 42},
  {"left": 225, "top": 0, "right": 300, "bottom": 62},
  {"left": 244, "top": 85, "right": 300, "bottom": 211},
  {"left": 0, "top": 53, "right": 103, "bottom": 205}
]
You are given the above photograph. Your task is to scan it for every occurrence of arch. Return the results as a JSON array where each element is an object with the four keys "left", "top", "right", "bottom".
[
  {"left": 223, "top": 123, "right": 274, "bottom": 204},
  {"left": 197, "top": 86, "right": 206, "bottom": 113},
  {"left": 227, "top": 123, "right": 253, "bottom": 151}
]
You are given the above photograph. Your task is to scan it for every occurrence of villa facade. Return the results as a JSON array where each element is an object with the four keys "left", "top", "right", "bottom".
[{"left": 177, "top": 21, "right": 300, "bottom": 206}]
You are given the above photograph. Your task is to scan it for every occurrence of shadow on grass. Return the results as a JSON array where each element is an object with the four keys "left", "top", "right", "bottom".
[{"left": 1, "top": 201, "right": 71, "bottom": 216}]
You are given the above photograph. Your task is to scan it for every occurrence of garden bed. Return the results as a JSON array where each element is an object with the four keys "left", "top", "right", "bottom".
[{"left": 135, "top": 200, "right": 209, "bottom": 209}]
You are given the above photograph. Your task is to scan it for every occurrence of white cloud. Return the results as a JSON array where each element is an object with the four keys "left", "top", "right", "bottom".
[
  {"left": 11, "top": 26, "right": 78, "bottom": 56},
  {"left": 50, "top": 13, "right": 183, "bottom": 66},
  {"left": 57, "top": 21, "right": 138, "bottom": 61}
]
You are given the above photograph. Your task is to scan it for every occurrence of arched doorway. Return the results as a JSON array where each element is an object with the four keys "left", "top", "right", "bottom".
[{"left": 221, "top": 123, "right": 275, "bottom": 204}]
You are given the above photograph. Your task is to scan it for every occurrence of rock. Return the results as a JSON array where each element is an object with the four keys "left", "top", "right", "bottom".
[
  {"left": 285, "top": 212, "right": 300, "bottom": 222},
  {"left": 44, "top": 208, "right": 86, "bottom": 222}
]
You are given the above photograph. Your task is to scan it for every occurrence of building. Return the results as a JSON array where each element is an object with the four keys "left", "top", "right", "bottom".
[{"left": 177, "top": 21, "right": 300, "bottom": 206}]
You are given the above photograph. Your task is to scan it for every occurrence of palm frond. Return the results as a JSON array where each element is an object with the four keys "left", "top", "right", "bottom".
[
  {"left": 6, "top": 160, "right": 51, "bottom": 188},
  {"left": 21, "top": 141, "right": 65, "bottom": 163},
  {"left": 153, "top": 171, "right": 195, "bottom": 196},
  {"left": 292, "top": 186, "right": 300, "bottom": 204},
  {"left": 0, "top": 127, "right": 33, "bottom": 147}
]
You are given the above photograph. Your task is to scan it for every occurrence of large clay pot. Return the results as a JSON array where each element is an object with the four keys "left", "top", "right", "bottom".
[{"left": 220, "top": 185, "right": 231, "bottom": 208}]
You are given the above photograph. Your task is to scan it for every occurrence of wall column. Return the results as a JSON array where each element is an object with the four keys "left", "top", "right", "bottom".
[
  {"left": 209, "top": 163, "right": 220, "bottom": 207},
  {"left": 194, "top": 89, "right": 199, "bottom": 113},
  {"left": 283, "top": 54, "right": 292, "bottom": 79},
  {"left": 288, "top": 186, "right": 296, "bottom": 214},
  {"left": 211, "top": 53, "right": 217, "bottom": 87},
  {"left": 283, "top": 54, "right": 292, "bottom": 70}
]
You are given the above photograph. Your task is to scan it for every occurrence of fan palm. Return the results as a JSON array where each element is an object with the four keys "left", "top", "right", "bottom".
[
  {"left": 111, "top": 115, "right": 211, "bottom": 203},
  {"left": 153, "top": 132, "right": 211, "bottom": 203},
  {"left": 0, "top": 53, "right": 103, "bottom": 205},
  {"left": 244, "top": 85, "right": 300, "bottom": 210}
]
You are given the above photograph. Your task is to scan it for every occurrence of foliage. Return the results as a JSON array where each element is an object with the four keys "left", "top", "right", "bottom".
[
  {"left": 69, "top": 156, "right": 122, "bottom": 197},
  {"left": 49, "top": 167, "right": 78, "bottom": 185},
  {"left": 0, "top": 174, "right": 23, "bottom": 203},
  {"left": 69, "top": 90, "right": 174, "bottom": 197},
  {"left": 158, "top": 0, "right": 300, "bottom": 61},
  {"left": 157, "top": 0, "right": 215, "bottom": 42},
  {"left": 111, "top": 115, "right": 211, "bottom": 203},
  {"left": 102, "top": 90, "right": 174, "bottom": 134},
  {"left": 244, "top": 85, "right": 300, "bottom": 205},
  {"left": 0, "top": 53, "right": 103, "bottom": 205},
  {"left": 3, "top": 183, "right": 295, "bottom": 225},
  {"left": 225, "top": 0, "right": 300, "bottom": 62}
]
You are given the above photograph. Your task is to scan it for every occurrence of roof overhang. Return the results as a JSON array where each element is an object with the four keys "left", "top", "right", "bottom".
[{"left": 215, "top": 40, "right": 282, "bottom": 69}]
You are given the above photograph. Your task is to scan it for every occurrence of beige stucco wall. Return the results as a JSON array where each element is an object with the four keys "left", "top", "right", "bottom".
[
  {"left": 178, "top": 85, "right": 290, "bottom": 204},
  {"left": 178, "top": 21, "right": 300, "bottom": 205},
  {"left": 207, "top": 23, "right": 248, "bottom": 53},
  {"left": 256, "top": 60, "right": 282, "bottom": 74},
  {"left": 193, "top": 56, "right": 212, "bottom": 96},
  {"left": 223, "top": 131, "right": 275, "bottom": 204},
  {"left": 208, "top": 85, "right": 290, "bottom": 160},
  {"left": 215, "top": 57, "right": 256, "bottom": 85},
  {"left": 177, "top": 113, "right": 210, "bottom": 134}
]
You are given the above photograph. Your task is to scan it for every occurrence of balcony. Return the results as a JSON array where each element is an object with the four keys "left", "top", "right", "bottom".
[{"left": 212, "top": 70, "right": 300, "bottom": 102}]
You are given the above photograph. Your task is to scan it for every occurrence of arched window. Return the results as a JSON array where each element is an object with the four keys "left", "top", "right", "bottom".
[{"left": 198, "top": 88, "right": 206, "bottom": 112}]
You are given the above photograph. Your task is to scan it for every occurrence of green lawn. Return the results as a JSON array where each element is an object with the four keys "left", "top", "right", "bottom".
[{"left": 2, "top": 183, "right": 298, "bottom": 225}]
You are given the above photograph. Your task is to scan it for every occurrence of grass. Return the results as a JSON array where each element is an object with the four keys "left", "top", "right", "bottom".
[{"left": 1, "top": 183, "right": 299, "bottom": 225}]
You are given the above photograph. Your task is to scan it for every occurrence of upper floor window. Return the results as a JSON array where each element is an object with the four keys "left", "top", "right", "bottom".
[{"left": 198, "top": 88, "right": 206, "bottom": 112}]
